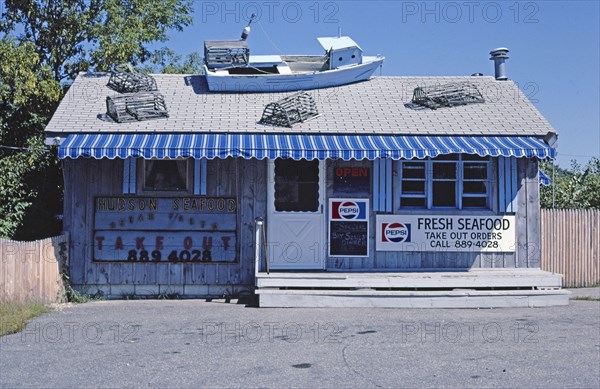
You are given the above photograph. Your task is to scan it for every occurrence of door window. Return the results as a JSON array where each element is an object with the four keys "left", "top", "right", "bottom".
[{"left": 274, "top": 159, "right": 319, "bottom": 212}]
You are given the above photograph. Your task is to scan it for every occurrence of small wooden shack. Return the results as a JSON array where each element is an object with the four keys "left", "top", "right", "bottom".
[{"left": 45, "top": 66, "right": 567, "bottom": 307}]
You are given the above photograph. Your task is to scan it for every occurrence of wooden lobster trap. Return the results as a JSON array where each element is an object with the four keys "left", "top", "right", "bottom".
[
  {"left": 259, "top": 92, "right": 319, "bottom": 127},
  {"left": 107, "top": 64, "right": 158, "bottom": 94},
  {"left": 106, "top": 92, "right": 169, "bottom": 123},
  {"left": 411, "top": 82, "right": 485, "bottom": 110}
]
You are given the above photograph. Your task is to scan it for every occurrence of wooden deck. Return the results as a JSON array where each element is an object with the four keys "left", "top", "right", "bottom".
[{"left": 255, "top": 269, "right": 569, "bottom": 308}]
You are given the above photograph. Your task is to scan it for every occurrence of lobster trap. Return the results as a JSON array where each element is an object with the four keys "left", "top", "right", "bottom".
[
  {"left": 106, "top": 92, "right": 169, "bottom": 123},
  {"left": 411, "top": 82, "right": 485, "bottom": 110},
  {"left": 107, "top": 64, "right": 158, "bottom": 94},
  {"left": 259, "top": 92, "right": 319, "bottom": 127},
  {"left": 204, "top": 40, "right": 250, "bottom": 68}
]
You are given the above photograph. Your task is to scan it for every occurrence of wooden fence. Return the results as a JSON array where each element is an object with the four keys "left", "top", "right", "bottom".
[
  {"left": 0, "top": 234, "right": 68, "bottom": 304},
  {"left": 541, "top": 209, "right": 600, "bottom": 288}
]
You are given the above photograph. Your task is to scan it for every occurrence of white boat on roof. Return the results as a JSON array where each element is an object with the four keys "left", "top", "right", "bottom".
[{"left": 203, "top": 35, "right": 385, "bottom": 93}]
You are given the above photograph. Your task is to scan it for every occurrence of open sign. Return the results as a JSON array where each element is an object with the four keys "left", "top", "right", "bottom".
[
  {"left": 332, "top": 166, "right": 370, "bottom": 197},
  {"left": 335, "top": 167, "right": 369, "bottom": 177}
]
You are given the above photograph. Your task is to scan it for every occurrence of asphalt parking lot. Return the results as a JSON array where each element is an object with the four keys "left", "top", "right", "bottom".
[{"left": 1, "top": 289, "right": 599, "bottom": 388}]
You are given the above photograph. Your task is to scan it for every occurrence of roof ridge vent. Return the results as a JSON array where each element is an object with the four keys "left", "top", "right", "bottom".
[
  {"left": 107, "top": 64, "right": 158, "bottom": 93},
  {"left": 410, "top": 82, "right": 485, "bottom": 110},
  {"left": 259, "top": 92, "right": 319, "bottom": 127}
]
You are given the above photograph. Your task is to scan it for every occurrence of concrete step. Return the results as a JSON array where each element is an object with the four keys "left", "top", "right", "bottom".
[
  {"left": 256, "top": 288, "right": 571, "bottom": 308},
  {"left": 256, "top": 269, "right": 563, "bottom": 290}
]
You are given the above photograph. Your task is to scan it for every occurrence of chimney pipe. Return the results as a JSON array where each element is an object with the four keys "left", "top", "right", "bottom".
[{"left": 490, "top": 47, "right": 509, "bottom": 80}]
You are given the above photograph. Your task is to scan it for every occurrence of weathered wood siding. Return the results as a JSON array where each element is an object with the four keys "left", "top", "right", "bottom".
[
  {"left": 0, "top": 235, "right": 68, "bottom": 303},
  {"left": 62, "top": 158, "right": 266, "bottom": 297},
  {"left": 64, "top": 156, "right": 542, "bottom": 294},
  {"left": 541, "top": 209, "right": 600, "bottom": 287},
  {"left": 324, "top": 158, "right": 541, "bottom": 270}
]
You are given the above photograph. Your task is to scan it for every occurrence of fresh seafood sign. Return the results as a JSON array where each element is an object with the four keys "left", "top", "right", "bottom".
[
  {"left": 93, "top": 197, "right": 237, "bottom": 262},
  {"left": 376, "top": 215, "right": 516, "bottom": 252}
]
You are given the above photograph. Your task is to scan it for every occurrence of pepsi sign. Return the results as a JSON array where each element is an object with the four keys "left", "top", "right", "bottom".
[
  {"left": 382, "top": 223, "right": 411, "bottom": 243},
  {"left": 329, "top": 198, "right": 370, "bottom": 257},
  {"left": 330, "top": 200, "right": 367, "bottom": 221}
]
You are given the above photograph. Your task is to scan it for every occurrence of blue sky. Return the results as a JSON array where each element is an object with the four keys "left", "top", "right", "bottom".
[{"left": 162, "top": 0, "right": 599, "bottom": 168}]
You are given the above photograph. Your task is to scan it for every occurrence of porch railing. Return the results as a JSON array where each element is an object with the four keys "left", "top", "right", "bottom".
[{"left": 254, "top": 218, "right": 269, "bottom": 275}]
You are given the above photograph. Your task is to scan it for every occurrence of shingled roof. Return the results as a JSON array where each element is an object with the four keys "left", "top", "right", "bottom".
[{"left": 45, "top": 73, "right": 556, "bottom": 137}]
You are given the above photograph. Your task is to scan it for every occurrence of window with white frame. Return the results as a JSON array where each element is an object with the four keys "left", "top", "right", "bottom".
[{"left": 399, "top": 154, "right": 491, "bottom": 209}]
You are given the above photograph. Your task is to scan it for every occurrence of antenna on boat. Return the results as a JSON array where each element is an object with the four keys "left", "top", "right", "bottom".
[
  {"left": 241, "top": 13, "right": 256, "bottom": 40},
  {"left": 255, "top": 17, "right": 285, "bottom": 55},
  {"left": 338, "top": 27, "right": 342, "bottom": 37}
]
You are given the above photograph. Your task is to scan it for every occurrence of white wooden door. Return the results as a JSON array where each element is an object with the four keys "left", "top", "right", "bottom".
[{"left": 267, "top": 159, "right": 325, "bottom": 270}]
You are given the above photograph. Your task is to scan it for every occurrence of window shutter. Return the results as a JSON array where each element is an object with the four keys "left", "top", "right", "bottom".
[
  {"left": 373, "top": 159, "right": 393, "bottom": 212},
  {"left": 194, "top": 158, "right": 207, "bottom": 195},
  {"left": 498, "top": 156, "right": 519, "bottom": 213},
  {"left": 373, "top": 160, "right": 379, "bottom": 211},
  {"left": 509, "top": 157, "right": 519, "bottom": 213},
  {"left": 122, "top": 157, "right": 136, "bottom": 194},
  {"left": 385, "top": 158, "right": 393, "bottom": 212}
]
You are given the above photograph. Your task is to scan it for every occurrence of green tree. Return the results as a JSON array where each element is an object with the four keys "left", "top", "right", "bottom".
[
  {"left": 540, "top": 158, "right": 600, "bottom": 209},
  {"left": 0, "top": 0, "right": 194, "bottom": 239},
  {"left": 585, "top": 158, "right": 600, "bottom": 209},
  {"left": 0, "top": 38, "right": 62, "bottom": 238},
  {"left": 140, "top": 47, "right": 204, "bottom": 74},
  {"left": 1, "top": 0, "right": 194, "bottom": 81}
]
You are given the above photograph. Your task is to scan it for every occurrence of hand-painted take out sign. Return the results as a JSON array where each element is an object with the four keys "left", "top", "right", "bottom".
[{"left": 93, "top": 197, "right": 237, "bottom": 262}]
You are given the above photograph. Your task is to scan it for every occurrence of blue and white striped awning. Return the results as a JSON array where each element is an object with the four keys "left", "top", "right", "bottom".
[
  {"left": 539, "top": 170, "right": 552, "bottom": 186},
  {"left": 58, "top": 134, "right": 555, "bottom": 160}
]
